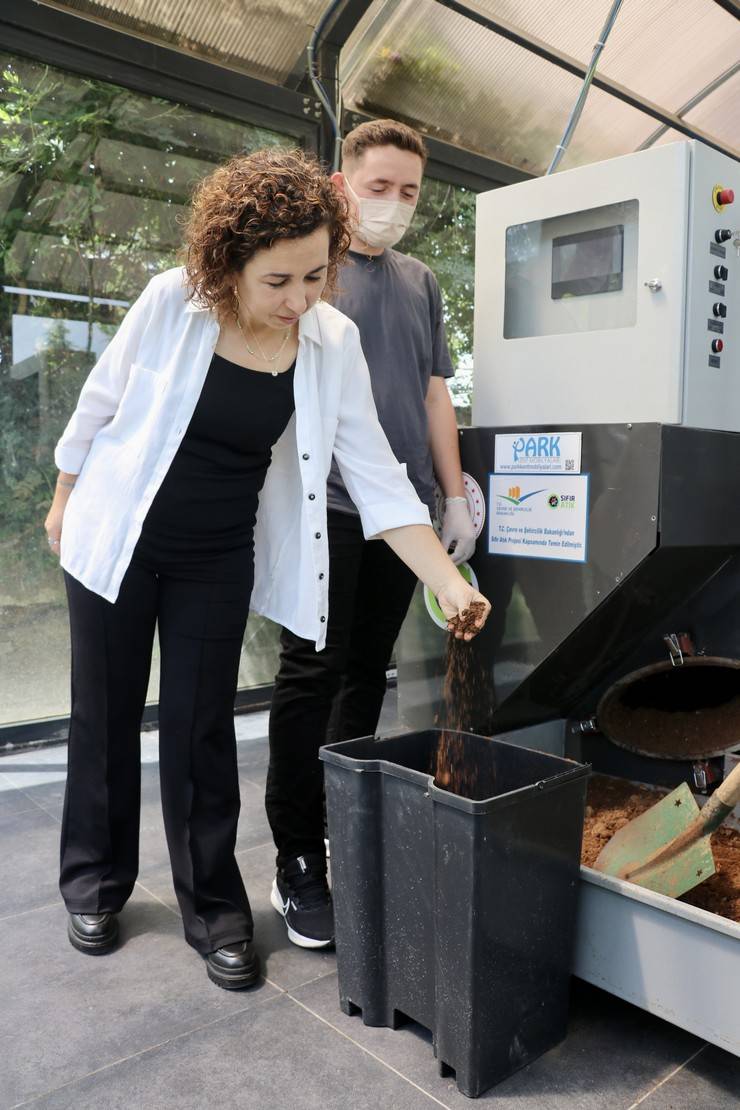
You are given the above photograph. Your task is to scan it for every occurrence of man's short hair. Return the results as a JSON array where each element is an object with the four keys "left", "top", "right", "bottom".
[{"left": 342, "top": 118, "right": 428, "bottom": 168}]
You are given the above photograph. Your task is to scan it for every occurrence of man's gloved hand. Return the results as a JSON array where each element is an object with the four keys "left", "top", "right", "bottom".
[{"left": 440, "top": 496, "right": 476, "bottom": 565}]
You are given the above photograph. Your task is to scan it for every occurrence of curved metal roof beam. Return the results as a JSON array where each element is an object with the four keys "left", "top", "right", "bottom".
[
  {"left": 637, "top": 60, "right": 740, "bottom": 151},
  {"left": 435, "top": 0, "right": 739, "bottom": 161}
]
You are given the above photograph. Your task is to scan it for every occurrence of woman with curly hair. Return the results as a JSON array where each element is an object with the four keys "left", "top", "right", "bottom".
[{"left": 44, "top": 149, "right": 489, "bottom": 990}]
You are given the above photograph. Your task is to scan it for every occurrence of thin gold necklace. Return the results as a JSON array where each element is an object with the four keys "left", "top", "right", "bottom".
[{"left": 235, "top": 312, "right": 291, "bottom": 376}]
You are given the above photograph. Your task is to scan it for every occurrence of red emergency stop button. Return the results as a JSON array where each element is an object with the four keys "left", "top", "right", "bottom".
[
  {"left": 713, "top": 185, "right": 736, "bottom": 212},
  {"left": 712, "top": 339, "right": 724, "bottom": 354}
]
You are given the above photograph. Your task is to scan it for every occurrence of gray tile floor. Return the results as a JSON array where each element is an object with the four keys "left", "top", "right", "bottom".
[{"left": 1, "top": 696, "right": 738, "bottom": 1109}]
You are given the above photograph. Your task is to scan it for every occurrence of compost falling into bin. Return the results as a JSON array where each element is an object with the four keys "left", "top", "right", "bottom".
[{"left": 435, "top": 601, "right": 491, "bottom": 796}]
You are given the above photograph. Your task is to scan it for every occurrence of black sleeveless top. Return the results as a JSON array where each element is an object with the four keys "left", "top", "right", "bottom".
[{"left": 140, "top": 352, "right": 296, "bottom": 555}]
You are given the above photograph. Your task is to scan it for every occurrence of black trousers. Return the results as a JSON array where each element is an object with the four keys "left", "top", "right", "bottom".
[
  {"left": 61, "top": 547, "right": 254, "bottom": 954},
  {"left": 266, "top": 509, "right": 418, "bottom": 867}
]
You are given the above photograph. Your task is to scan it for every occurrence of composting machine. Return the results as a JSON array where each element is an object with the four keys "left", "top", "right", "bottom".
[{"left": 396, "top": 140, "right": 740, "bottom": 1052}]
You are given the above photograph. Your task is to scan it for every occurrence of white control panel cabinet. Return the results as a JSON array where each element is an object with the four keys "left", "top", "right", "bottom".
[{"left": 473, "top": 141, "right": 739, "bottom": 429}]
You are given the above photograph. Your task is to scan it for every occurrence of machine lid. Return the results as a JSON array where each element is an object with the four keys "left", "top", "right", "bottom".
[{"left": 597, "top": 656, "right": 740, "bottom": 761}]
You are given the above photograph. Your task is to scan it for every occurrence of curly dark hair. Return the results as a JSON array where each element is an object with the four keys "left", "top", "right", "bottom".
[{"left": 184, "top": 148, "right": 351, "bottom": 317}]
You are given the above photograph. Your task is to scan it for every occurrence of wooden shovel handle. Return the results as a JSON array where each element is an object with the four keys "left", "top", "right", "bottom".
[
  {"left": 676, "top": 760, "right": 740, "bottom": 844},
  {"left": 714, "top": 759, "right": 740, "bottom": 809}
]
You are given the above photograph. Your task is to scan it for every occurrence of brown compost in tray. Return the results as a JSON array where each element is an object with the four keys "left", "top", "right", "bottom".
[{"left": 582, "top": 775, "right": 740, "bottom": 923}]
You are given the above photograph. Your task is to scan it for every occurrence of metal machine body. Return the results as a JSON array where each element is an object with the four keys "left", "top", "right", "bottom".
[
  {"left": 398, "top": 142, "right": 740, "bottom": 794},
  {"left": 398, "top": 423, "right": 740, "bottom": 791},
  {"left": 397, "top": 141, "right": 740, "bottom": 1056},
  {"left": 473, "top": 141, "right": 738, "bottom": 430}
]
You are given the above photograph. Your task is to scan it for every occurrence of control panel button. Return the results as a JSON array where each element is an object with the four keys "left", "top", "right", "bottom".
[
  {"left": 715, "top": 229, "right": 733, "bottom": 244},
  {"left": 714, "top": 264, "right": 729, "bottom": 281},
  {"left": 713, "top": 302, "right": 728, "bottom": 318},
  {"left": 718, "top": 189, "right": 735, "bottom": 206},
  {"left": 712, "top": 339, "right": 724, "bottom": 354},
  {"left": 713, "top": 185, "right": 736, "bottom": 212}
]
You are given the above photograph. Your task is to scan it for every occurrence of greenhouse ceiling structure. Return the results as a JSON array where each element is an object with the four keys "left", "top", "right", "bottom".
[{"left": 35, "top": 0, "right": 740, "bottom": 174}]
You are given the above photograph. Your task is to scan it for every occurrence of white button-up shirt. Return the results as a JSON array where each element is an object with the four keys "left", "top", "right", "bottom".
[{"left": 55, "top": 267, "right": 431, "bottom": 650}]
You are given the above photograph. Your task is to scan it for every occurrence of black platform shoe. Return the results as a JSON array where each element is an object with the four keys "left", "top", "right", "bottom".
[
  {"left": 205, "top": 941, "right": 260, "bottom": 990},
  {"left": 67, "top": 912, "right": 119, "bottom": 955}
]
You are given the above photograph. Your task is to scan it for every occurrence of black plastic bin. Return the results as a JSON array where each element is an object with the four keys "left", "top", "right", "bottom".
[{"left": 320, "top": 729, "right": 590, "bottom": 1098}]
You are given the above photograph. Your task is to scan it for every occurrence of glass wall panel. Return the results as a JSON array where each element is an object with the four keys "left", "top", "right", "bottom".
[
  {"left": 401, "top": 176, "right": 476, "bottom": 424},
  {"left": 0, "top": 52, "right": 292, "bottom": 727}
]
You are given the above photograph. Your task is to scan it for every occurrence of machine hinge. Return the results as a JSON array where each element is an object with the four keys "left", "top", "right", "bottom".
[
  {"left": 663, "top": 632, "right": 695, "bottom": 667},
  {"left": 691, "top": 760, "right": 721, "bottom": 794}
]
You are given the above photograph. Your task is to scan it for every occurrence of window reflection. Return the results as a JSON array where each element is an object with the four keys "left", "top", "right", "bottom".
[
  {"left": 401, "top": 176, "right": 476, "bottom": 425},
  {"left": 0, "top": 52, "right": 291, "bottom": 726}
]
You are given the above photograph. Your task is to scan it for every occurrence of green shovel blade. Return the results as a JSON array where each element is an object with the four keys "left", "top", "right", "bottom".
[{"left": 593, "top": 782, "right": 716, "bottom": 899}]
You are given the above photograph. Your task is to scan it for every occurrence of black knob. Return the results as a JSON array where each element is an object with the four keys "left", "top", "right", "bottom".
[
  {"left": 713, "top": 302, "right": 727, "bottom": 318},
  {"left": 714, "top": 265, "right": 729, "bottom": 281},
  {"left": 715, "top": 229, "right": 732, "bottom": 244}
]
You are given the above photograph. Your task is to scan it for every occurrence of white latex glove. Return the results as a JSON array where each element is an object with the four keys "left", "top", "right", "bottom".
[{"left": 440, "top": 497, "right": 476, "bottom": 565}]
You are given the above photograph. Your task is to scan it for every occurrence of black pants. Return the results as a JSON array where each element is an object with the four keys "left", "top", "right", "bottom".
[
  {"left": 61, "top": 548, "right": 254, "bottom": 954},
  {"left": 266, "top": 509, "right": 418, "bottom": 866}
]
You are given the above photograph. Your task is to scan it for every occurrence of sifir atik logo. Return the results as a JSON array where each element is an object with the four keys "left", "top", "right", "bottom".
[{"left": 498, "top": 484, "right": 546, "bottom": 506}]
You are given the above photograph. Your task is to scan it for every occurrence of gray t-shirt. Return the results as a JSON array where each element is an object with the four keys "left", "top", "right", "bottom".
[{"left": 327, "top": 248, "right": 454, "bottom": 516}]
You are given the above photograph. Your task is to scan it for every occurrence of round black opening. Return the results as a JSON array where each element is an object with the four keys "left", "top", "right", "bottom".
[{"left": 599, "top": 660, "right": 740, "bottom": 759}]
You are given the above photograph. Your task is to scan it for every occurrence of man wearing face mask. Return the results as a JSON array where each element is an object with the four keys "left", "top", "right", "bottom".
[{"left": 265, "top": 119, "right": 476, "bottom": 950}]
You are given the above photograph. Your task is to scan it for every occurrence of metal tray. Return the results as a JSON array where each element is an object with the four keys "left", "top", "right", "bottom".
[
  {"left": 420, "top": 719, "right": 740, "bottom": 1054},
  {"left": 574, "top": 866, "right": 740, "bottom": 1055}
]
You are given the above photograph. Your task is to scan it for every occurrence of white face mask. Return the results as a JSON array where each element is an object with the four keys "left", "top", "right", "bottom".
[{"left": 344, "top": 177, "right": 416, "bottom": 249}]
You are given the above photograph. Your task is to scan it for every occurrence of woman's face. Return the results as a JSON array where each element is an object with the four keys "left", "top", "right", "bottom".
[{"left": 234, "top": 225, "right": 330, "bottom": 330}]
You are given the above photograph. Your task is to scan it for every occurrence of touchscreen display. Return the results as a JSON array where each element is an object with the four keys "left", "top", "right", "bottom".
[{"left": 552, "top": 225, "right": 624, "bottom": 299}]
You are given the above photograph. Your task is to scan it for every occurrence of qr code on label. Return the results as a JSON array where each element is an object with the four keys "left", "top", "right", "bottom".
[{"left": 565, "top": 459, "right": 575, "bottom": 471}]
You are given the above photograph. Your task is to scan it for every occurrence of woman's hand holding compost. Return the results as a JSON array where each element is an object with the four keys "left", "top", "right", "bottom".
[
  {"left": 44, "top": 473, "right": 76, "bottom": 559},
  {"left": 436, "top": 577, "right": 490, "bottom": 641},
  {"left": 379, "top": 523, "right": 491, "bottom": 642}
]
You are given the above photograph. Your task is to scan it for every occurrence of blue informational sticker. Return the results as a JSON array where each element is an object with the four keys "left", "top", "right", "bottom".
[{"left": 488, "top": 473, "right": 589, "bottom": 563}]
